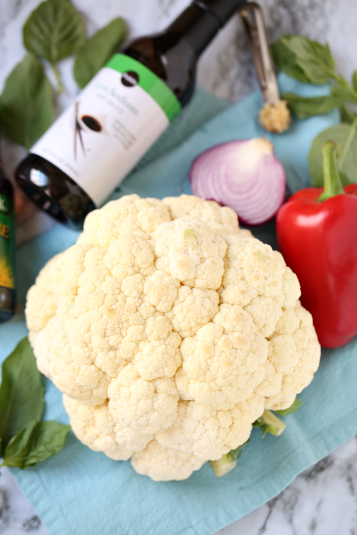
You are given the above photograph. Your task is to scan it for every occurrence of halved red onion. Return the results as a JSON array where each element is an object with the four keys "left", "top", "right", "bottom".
[{"left": 189, "top": 138, "right": 286, "bottom": 226}]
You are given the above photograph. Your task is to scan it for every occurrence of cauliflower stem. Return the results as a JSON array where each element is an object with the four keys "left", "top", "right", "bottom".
[
  {"left": 210, "top": 440, "right": 249, "bottom": 477},
  {"left": 211, "top": 397, "right": 303, "bottom": 477},
  {"left": 253, "top": 409, "right": 286, "bottom": 437}
]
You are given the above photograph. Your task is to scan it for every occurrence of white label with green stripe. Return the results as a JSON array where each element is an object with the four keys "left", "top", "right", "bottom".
[{"left": 31, "top": 54, "right": 181, "bottom": 206}]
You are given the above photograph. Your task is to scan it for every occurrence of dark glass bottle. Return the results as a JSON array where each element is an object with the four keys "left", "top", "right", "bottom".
[
  {"left": 0, "top": 161, "right": 16, "bottom": 323},
  {"left": 16, "top": 0, "right": 246, "bottom": 230}
]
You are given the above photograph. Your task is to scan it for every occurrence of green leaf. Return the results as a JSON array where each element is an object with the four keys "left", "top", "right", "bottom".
[
  {"left": 308, "top": 123, "right": 357, "bottom": 186},
  {"left": 253, "top": 410, "right": 286, "bottom": 437},
  {"left": 289, "top": 36, "right": 335, "bottom": 85},
  {"left": 0, "top": 55, "right": 54, "bottom": 150},
  {"left": 23, "top": 0, "right": 85, "bottom": 64},
  {"left": 272, "top": 35, "right": 335, "bottom": 85},
  {"left": 352, "top": 71, "right": 357, "bottom": 92},
  {"left": 275, "top": 397, "right": 303, "bottom": 416},
  {"left": 0, "top": 338, "right": 44, "bottom": 455},
  {"left": 23, "top": 0, "right": 85, "bottom": 92},
  {"left": 3, "top": 420, "right": 71, "bottom": 469},
  {"left": 331, "top": 86, "right": 357, "bottom": 106},
  {"left": 340, "top": 105, "right": 356, "bottom": 125},
  {"left": 272, "top": 37, "right": 310, "bottom": 83},
  {"left": 73, "top": 18, "right": 127, "bottom": 89},
  {"left": 334, "top": 74, "right": 351, "bottom": 90},
  {"left": 283, "top": 92, "right": 344, "bottom": 119},
  {"left": 226, "top": 440, "right": 249, "bottom": 463}
]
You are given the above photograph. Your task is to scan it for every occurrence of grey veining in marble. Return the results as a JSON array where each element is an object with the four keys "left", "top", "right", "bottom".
[
  {"left": 0, "top": 0, "right": 356, "bottom": 534},
  {"left": 0, "top": 467, "right": 47, "bottom": 535},
  {"left": 221, "top": 436, "right": 357, "bottom": 535}
]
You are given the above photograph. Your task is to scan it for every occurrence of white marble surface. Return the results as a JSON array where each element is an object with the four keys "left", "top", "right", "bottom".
[{"left": 1, "top": 0, "right": 357, "bottom": 534}]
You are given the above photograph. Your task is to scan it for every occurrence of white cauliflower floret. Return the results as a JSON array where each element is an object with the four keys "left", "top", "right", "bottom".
[
  {"left": 166, "top": 286, "right": 219, "bottom": 337},
  {"left": 78, "top": 195, "right": 171, "bottom": 246},
  {"left": 264, "top": 305, "right": 321, "bottom": 410},
  {"left": 108, "top": 364, "right": 179, "bottom": 434},
  {"left": 163, "top": 195, "right": 239, "bottom": 239},
  {"left": 144, "top": 270, "right": 180, "bottom": 312},
  {"left": 176, "top": 304, "right": 267, "bottom": 405},
  {"left": 63, "top": 396, "right": 136, "bottom": 460},
  {"left": 153, "top": 216, "right": 227, "bottom": 290},
  {"left": 155, "top": 396, "right": 264, "bottom": 460},
  {"left": 25, "top": 194, "right": 321, "bottom": 481},
  {"left": 256, "top": 304, "right": 321, "bottom": 409},
  {"left": 26, "top": 255, "right": 60, "bottom": 345},
  {"left": 131, "top": 439, "right": 206, "bottom": 481},
  {"left": 103, "top": 231, "right": 155, "bottom": 283},
  {"left": 36, "top": 320, "right": 110, "bottom": 406},
  {"left": 220, "top": 234, "right": 300, "bottom": 336},
  {"left": 135, "top": 325, "right": 182, "bottom": 380}
]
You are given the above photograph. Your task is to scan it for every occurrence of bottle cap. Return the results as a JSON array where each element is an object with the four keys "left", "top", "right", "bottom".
[{"left": 192, "top": 0, "right": 247, "bottom": 26}]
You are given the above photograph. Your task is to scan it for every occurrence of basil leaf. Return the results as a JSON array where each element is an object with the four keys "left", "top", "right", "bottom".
[
  {"left": 2, "top": 421, "right": 37, "bottom": 468},
  {"left": 0, "top": 55, "right": 54, "bottom": 150},
  {"left": 23, "top": 0, "right": 85, "bottom": 63},
  {"left": 353, "top": 71, "right": 357, "bottom": 92},
  {"left": 272, "top": 36, "right": 310, "bottom": 83},
  {"left": 23, "top": 0, "right": 85, "bottom": 91},
  {"left": 331, "top": 86, "right": 357, "bottom": 106},
  {"left": 340, "top": 105, "right": 356, "bottom": 125},
  {"left": 0, "top": 338, "right": 44, "bottom": 455},
  {"left": 73, "top": 18, "right": 126, "bottom": 89},
  {"left": 272, "top": 35, "right": 334, "bottom": 85},
  {"left": 275, "top": 397, "right": 303, "bottom": 416},
  {"left": 3, "top": 420, "right": 71, "bottom": 469},
  {"left": 283, "top": 92, "right": 344, "bottom": 119},
  {"left": 308, "top": 123, "right": 357, "bottom": 186}
]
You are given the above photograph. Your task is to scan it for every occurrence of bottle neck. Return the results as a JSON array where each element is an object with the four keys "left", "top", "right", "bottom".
[
  {"left": 192, "top": 0, "right": 247, "bottom": 26},
  {"left": 165, "top": 4, "right": 221, "bottom": 58}
]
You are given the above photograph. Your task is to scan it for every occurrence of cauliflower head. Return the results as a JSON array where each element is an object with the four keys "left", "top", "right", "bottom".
[{"left": 26, "top": 194, "right": 320, "bottom": 481}]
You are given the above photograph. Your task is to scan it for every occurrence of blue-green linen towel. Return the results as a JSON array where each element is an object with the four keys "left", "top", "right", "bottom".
[{"left": 2, "top": 74, "right": 357, "bottom": 535}]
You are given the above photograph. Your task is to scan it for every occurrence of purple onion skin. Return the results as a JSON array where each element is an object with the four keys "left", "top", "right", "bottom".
[{"left": 189, "top": 139, "right": 286, "bottom": 226}]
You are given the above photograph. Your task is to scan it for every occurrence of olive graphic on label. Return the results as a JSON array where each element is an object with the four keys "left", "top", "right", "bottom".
[
  {"left": 81, "top": 115, "right": 102, "bottom": 132},
  {"left": 74, "top": 102, "right": 108, "bottom": 160}
]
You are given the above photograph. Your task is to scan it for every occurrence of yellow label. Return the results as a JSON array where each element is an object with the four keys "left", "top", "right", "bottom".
[{"left": 0, "top": 256, "right": 15, "bottom": 289}]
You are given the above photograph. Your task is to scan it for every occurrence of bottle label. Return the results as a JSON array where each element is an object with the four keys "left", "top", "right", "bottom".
[
  {"left": 0, "top": 193, "right": 15, "bottom": 290},
  {"left": 31, "top": 54, "right": 181, "bottom": 206}
]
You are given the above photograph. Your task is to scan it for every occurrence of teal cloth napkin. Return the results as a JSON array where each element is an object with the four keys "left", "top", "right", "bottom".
[{"left": 2, "top": 74, "right": 356, "bottom": 535}]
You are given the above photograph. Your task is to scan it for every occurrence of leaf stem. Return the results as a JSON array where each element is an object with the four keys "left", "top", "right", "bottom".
[
  {"left": 338, "top": 116, "right": 357, "bottom": 169},
  {"left": 318, "top": 142, "right": 345, "bottom": 201},
  {"left": 331, "top": 71, "right": 357, "bottom": 105},
  {"left": 340, "top": 104, "right": 356, "bottom": 125},
  {"left": 52, "top": 63, "right": 63, "bottom": 94}
]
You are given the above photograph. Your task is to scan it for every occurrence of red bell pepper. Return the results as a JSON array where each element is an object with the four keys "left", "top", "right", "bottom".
[{"left": 276, "top": 141, "right": 357, "bottom": 348}]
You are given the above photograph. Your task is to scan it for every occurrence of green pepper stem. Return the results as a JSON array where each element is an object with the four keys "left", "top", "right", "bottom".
[{"left": 318, "top": 141, "right": 345, "bottom": 202}]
